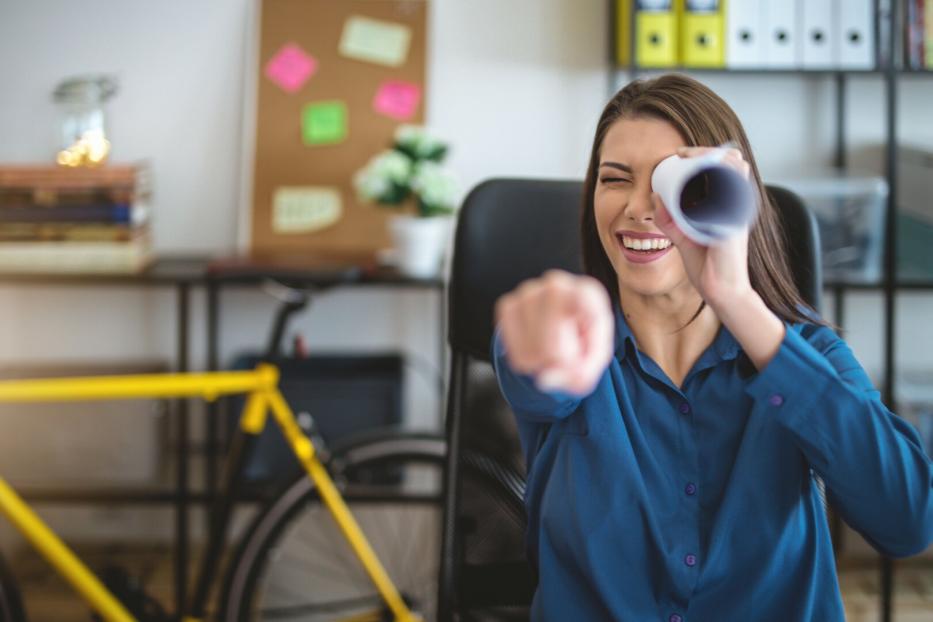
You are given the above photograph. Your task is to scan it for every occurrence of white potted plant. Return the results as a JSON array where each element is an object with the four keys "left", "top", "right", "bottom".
[{"left": 354, "top": 125, "right": 459, "bottom": 278}]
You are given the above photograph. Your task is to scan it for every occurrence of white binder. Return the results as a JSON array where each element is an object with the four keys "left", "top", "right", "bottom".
[
  {"left": 763, "top": 0, "right": 797, "bottom": 68},
  {"left": 726, "top": 0, "right": 763, "bottom": 68},
  {"left": 836, "top": 0, "right": 875, "bottom": 69},
  {"left": 800, "top": 0, "right": 834, "bottom": 68}
]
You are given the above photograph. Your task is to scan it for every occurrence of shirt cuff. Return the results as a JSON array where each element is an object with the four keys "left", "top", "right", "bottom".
[
  {"left": 744, "top": 325, "right": 835, "bottom": 433},
  {"left": 492, "top": 328, "right": 580, "bottom": 418}
]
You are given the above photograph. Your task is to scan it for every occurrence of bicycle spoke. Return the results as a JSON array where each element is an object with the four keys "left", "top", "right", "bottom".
[
  {"left": 221, "top": 442, "right": 453, "bottom": 622},
  {"left": 260, "top": 593, "right": 382, "bottom": 618}
]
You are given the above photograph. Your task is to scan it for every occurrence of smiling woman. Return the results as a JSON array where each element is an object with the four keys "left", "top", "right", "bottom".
[
  {"left": 491, "top": 73, "right": 933, "bottom": 622},
  {"left": 581, "top": 74, "right": 816, "bottom": 329}
]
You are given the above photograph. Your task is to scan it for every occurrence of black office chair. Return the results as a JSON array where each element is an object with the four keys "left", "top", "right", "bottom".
[{"left": 438, "top": 179, "right": 822, "bottom": 621}]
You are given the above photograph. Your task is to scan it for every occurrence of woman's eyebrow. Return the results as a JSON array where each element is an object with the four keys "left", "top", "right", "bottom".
[{"left": 599, "top": 161, "right": 633, "bottom": 173}]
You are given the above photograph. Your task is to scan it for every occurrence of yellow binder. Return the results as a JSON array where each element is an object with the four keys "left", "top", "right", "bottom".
[
  {"left": 636, "top": 0, "right": 678, "bottom": 68},
  {"left": 926, "top": 0, "right": 933, "bottom": 68},
  {"left": 616, "top": 0, "right": 632, "bottom": 66},
  {"left": 682, "top": 0, "right": 725, "bottom": 68}
]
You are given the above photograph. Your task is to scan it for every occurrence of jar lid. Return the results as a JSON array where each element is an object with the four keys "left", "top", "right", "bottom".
[{"left": 52, "top": 75, "right": 118, "bottom": 105}]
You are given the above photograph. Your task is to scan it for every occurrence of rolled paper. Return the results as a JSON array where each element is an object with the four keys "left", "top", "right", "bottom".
[{"left": 651, "top": 148, "right": 757, "bottom": 245}]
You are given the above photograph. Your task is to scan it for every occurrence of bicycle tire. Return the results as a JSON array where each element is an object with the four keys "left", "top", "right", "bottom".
[
  {"left": 0, "top": 552, "right": 25, "bottom": 622},
  {"left": 219, "top": 432, "right": 527, "bottom": 622}
]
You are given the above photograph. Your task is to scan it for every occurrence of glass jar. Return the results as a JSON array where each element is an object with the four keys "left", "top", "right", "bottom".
[{"left": 52, "top": 75, "right": 117, "bottom": 167}]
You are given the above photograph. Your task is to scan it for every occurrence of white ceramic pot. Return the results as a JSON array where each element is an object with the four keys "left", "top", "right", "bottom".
[{"left": 388, "top": 214, "right": 453, "bottom": 278}]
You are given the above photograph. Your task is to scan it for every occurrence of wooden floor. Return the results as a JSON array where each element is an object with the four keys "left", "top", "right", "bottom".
[
  {"left": 839, "top": 560, "right": 933, "bottom": 622},
  {"left": 11, "top": 543, "right": 180, "bottom": 622},
  {"left": 6, "top": 544, "right": 933, "bottom": 621}
]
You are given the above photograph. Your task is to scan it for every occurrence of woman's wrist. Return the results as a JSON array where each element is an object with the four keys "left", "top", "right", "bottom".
[
  {"left": 705, "top": 281, "right": 754, "bottom": 314},
  {"left": 713, "top": 290, "right": 785, "bottom": 371}
]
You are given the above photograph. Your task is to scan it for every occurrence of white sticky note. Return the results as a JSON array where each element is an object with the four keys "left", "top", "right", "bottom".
[
  {"left": 272, "top": 187, "right": 342, "bottom": 233},
  {"left": 339, "top": 15, "right": 411, "bottom": 67}
]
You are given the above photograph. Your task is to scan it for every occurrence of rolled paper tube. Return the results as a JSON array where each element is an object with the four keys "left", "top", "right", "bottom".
[{"left": 651, "top": 148, "right": 757, "bottom": 245}]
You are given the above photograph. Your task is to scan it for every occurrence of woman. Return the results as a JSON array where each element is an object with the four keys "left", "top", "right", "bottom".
[{"left": 493, "top": 74, "right": 933, "bottom": 621}]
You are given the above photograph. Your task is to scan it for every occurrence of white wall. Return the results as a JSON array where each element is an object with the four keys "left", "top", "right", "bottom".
[
  {"left": 0, "top": 0, "right": 610, "bottom": 541},
  {"left": 0, "top": 0, "right": 930, "bottom": 543}
]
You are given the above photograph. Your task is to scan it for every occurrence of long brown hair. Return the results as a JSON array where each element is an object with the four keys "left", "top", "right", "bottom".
[{"left": 581, "top": 73, "right": 825, "bottom": 327}]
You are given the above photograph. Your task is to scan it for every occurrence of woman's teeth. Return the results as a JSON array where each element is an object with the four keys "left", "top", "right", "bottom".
[{"left": 621, "top": 236, "right": 671, "bottom": 251}]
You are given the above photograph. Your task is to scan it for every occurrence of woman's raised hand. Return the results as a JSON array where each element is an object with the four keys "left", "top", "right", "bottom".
[
  {"left": 495, "top": 270, "right": 614, "bottom": 396},
  {"left": 652, "top": 146, "right": 754, "bottom": 311}
]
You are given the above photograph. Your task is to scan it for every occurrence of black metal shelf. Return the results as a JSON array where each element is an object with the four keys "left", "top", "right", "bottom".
[
  {"left": 827, "top": 280, "right": 933, "bottom": 291},
  {"left": 607, "top": 2, "right": 930, "bottom": 621},
  {"left": 611, "top": 67, "right": 933, "bottom": 76}
]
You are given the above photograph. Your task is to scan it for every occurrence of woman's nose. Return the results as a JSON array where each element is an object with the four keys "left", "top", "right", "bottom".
[{"left": 624, "top": 185, "right": 655, "bottom": 223}]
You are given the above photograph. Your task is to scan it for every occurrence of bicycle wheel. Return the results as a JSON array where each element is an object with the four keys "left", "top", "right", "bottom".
[
  {"left": 219, "top": 432, "right": 527, "bottom": 622},
  {"left": 221, "top": 433, "right": 442, "bottom": 621},
  {"left": 0, "top": 552, "right": 25, "bottom": 622}
]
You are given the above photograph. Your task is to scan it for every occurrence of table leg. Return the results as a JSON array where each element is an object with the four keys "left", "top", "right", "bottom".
[
  {"left": 175, "top": 283, "right": 190, "bottom": 615},
  {"left": 206, "top": 281, "right": 219, "bottom": 532}
]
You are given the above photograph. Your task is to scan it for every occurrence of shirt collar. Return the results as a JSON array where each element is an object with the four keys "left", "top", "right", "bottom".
[{"left": 613, "top": 304, "right": 636, "bottom": 362}]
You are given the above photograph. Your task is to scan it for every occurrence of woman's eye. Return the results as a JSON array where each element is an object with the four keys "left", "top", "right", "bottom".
[{"left": 600, "top": 177, "right": 631, "bottom": 184}]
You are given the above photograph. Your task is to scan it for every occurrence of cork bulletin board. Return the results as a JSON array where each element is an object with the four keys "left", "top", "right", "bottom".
[{"left": 242, "top": 0, "right": 427, "bottom": 259}]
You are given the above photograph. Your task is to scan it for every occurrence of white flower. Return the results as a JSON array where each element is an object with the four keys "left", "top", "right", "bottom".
[
  {"left": 395, "top": 124, "right": 423, "bottom": 145},
  {"left": 353, "top": 168, "right": 391, "bottom": 201},
  {"left": 395, "top": 125, "right": 446, "bottom": 159},
  {"left": 411, "top": 161, "right": 459, "bottom": 211},
  {"left": 353, "top": 150, "right": 412, "bottom": 201},
  {"left": 371, "top": 150, "right": 412, "bottom": 183}
]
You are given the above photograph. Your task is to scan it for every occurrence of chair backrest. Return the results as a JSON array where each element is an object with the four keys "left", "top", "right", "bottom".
[
  {"left": 447, "top": 178, "right": 822, "bottom": 362},
  {"left": 768, "top": 184, "right": 823, "bottom": 312},
  {"left": 447, "top": 179, "right": 585, "bottom": 362},
  {"left": 439, "top": 178, "right": 822, "bottom": 621}
]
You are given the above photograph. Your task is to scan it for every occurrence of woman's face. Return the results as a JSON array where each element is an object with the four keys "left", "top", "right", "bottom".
[{"left": 594, "top": 116, "right": 692, "bottom": 300}]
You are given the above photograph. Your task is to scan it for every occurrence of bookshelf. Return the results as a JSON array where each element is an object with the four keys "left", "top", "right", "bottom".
[{"left": 608, "top": 2, "right": 933, "bottom": 621}]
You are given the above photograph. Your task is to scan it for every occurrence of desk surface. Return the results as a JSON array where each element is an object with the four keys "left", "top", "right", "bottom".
[
  {"left": 0, "top": 255, "right": 446, "bottom": 288},
  {"left": 0, "top": 254, "right": 929, "bottom": 291}
]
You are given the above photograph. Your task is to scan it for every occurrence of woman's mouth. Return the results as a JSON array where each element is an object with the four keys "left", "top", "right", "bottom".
[{"left": 615, "top": 232, "right": 673, "bottom": 264}]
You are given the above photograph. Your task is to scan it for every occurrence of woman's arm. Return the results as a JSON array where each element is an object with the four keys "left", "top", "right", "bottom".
[
  {"left": 746, "top": 323, "right": 933, "bottom": 557},
  {"left": 714, "top": 290, "right": 785, "bottom": 371},
  {"left": 652, "top": 145, "right": 931, "bottom": 556}
]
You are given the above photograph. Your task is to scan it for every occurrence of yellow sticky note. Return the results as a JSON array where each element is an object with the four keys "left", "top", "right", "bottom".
[
  {"left": 339, "top": 15, "right": 411, "bottom": 67},
  {"left": 272, "top": 187, "right": 342, "bottom": 234}
]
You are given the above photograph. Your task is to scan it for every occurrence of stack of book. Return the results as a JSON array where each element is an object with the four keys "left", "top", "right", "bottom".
[
  {"left": 905, "top": 0, "right": 933, "bottom": 70},
  {"left": 0, "top": 164, "right": 152, "bottom": 274}
]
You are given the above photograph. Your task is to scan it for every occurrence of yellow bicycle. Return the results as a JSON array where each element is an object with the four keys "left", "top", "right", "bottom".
[{"left": 0, "top": 364, "right": 459, "bottom": 621}]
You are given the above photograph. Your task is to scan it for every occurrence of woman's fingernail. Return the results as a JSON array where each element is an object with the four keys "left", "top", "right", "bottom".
[{"left": 537, "top": 370, "right": 566, "bottom": 392}]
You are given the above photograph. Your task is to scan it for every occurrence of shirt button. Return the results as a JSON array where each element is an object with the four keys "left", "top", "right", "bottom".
[
  {"left": 769, "top": 394, "right": 785, "bottom": 407},
  {"left": 669, "top": 615, "right": 683, "bottom": 622},
  {"left": 678, "top": 402, "right": 691, "bottom": 415},
  {"left": 685, "top": 482, "right": 697, "bottom": 496},
  {"left": 684, "top": 553, "right": 697, "bottom": 567}
]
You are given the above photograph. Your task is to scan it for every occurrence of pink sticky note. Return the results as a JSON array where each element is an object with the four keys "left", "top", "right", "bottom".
[
  {"left": 265, "top": 43, "right": 317, "bottom": 93},
  {"left": 373, "top": 80, "right": 421, "bottom": 120}
]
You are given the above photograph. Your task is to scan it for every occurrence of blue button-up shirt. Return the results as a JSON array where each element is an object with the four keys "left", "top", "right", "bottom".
[{"left": 493, "top": 307, "right": 933, "bottom": 621}]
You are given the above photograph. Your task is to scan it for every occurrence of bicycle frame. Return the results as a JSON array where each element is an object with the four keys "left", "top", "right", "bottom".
[{"left": 0, "top": 364, "right": 421, "bottom": 622}]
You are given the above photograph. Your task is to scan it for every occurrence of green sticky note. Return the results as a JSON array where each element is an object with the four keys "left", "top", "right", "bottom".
[
  {"left": 272, "top": 186, "right": 342, "bottom": 233},
  {"left": 302, "top": 101, "right": 347, "bottom": 145}
]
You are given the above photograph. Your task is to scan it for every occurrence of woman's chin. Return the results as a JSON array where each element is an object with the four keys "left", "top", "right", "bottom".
[{"left": 615, "top": 270, "right": 686, "bottom": 299}]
